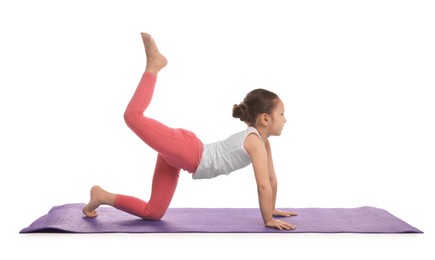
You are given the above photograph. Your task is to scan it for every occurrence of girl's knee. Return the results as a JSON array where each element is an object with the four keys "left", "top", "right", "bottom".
[
  {"left": 142, "top": 210, "right": 166, "bottom": 221},
  {"left": 123, "top": 108, "right": 138, "bottom": 127}
]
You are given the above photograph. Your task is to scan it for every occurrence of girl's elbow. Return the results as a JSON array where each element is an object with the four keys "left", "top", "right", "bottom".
[
  {"left": 257, "top": 184, "right": 272, "bottom": 194},
  {"left": 269, "top": 176, "right": 277, "bottom": 184}
]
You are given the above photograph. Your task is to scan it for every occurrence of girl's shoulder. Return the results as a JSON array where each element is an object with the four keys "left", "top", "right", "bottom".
[
  {"left": 243, "top": 129, "right": 265, "bottom": 157},
  {"left": 245, "top": 126, "right": 262, "bottom": 141}
]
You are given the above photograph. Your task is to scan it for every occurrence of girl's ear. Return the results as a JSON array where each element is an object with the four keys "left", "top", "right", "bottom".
[{"left": 259, "top": 113, "right": 269, "bottom": 126}]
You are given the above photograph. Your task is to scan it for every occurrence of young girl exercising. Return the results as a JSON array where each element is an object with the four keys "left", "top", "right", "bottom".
[{"left": 83, "top": 32, "right": 297, "bottom": 230}]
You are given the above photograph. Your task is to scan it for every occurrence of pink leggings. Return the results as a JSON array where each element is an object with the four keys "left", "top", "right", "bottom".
[{"left": 115, "top": 72, "right": 203, "bottom": 220}]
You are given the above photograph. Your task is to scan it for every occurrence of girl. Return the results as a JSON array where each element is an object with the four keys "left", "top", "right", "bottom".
[{"left": 83, "top": 33, "right": 297, "bottom": 230}]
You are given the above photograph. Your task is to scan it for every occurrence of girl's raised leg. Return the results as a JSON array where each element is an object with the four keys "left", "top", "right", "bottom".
[{"left": 83, "top": 33, "right": 167, "bottom": 218}]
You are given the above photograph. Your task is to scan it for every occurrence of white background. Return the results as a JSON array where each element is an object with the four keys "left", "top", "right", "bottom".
[{"left": 1, "top": 0, "right": 434, "bottom": 259}]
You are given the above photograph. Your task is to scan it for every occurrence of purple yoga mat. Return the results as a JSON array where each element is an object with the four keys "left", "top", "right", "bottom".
[{"left": 20, "top": 203, "right": 422, "bottom": 233}]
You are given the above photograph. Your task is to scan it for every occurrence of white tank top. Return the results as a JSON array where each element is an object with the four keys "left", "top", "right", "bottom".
[{"left": 193, "top": 126, "right": 262, "bottom": 180}]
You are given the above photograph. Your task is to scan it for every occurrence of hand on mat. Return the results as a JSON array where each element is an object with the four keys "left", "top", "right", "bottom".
[
  {"left": 273, "top": 209, "right": 298, "bottom": 217},
  {"left": 266, "top": 218, "right": 296, "bottom": 230}
]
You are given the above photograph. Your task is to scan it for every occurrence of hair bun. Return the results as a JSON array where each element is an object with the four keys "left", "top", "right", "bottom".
[{"left": 232, "top": 102, "right": 249, "bottom": 122}]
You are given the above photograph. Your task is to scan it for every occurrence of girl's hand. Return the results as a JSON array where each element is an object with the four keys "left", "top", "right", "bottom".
[
  {"left": 273, "top": 209, "right": 298, "bottom": 217},
  {"left": 266, "top": 218, "right": 296, "bottom": 230}
]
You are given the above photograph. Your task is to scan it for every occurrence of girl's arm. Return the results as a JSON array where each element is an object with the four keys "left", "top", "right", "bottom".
[
  {"left": 245, "top": 134, "right": 295, "bottom": 230},
  {"left": 264, "top": 139, "right": 278, "bottom": 211},
  {"left": 265, "top": 139, "right": 298, "bottom": 218}
]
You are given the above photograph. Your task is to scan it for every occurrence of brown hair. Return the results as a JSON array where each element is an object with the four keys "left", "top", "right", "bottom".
[{"left": 232, "top": 88, "right": 279, "bottom": 126}]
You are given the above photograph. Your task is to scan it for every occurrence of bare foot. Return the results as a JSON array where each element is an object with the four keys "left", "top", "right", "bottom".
[
  {"left": 82, "top": 185, "right": 115, "bottom": 218},
  {"left": 141, "top": 32, "right": 168, "bottom": 75}
]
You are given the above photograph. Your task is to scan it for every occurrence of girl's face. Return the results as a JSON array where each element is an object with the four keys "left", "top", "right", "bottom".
[{"left": 269, "top": 98, "right": 287, "bottom": 136}]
